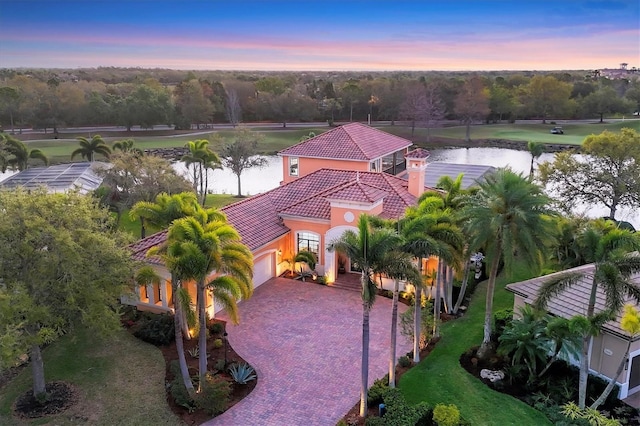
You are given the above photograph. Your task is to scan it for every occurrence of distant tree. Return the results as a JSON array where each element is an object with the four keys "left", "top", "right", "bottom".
[
  {"left": 523, "top": 75, "right": 574, "bottom": 123},
  {"left": 454, "top": 76, "right": 490, "bottom": 142},
  {"left": 399, "top": 81, "right": 428, "bottom": 136},
  {"left": 538, "top": 128, "right": 640, "bottom": 220},
  {"left": 260, "top": 88, "right": 317, "bottom": 128},
  {"left": 224, "top": 87, "right": 242, "bottom": 126},
  {"left": 0, "top": 189, "right": 134, "bottom": 399},
  {"left": 112, "top": 138, "right": 143, "bottom": 156},
  {"left": 182, "top": 139, "right": 222, "bottom": 205},
  {"left": 580, "top": 86, "right": 634, "bottom": 122},
  {"left": 0, "top": 86, "right": 20, "bottom": 133},
  {"left": 340, "top": 79, "right": 363, "bottom": 122},
  {"left": 2, "top": 133, "right": 48, "bottom": 171},
  {"left": 220, "top": 128, "right": 267, "bottom": 196},
  {"left": 422, "top": 81, "right": 447, "bottom": 141},
  {"left": 174, "top": 79, "right": 213, "bottom": 130},
  {"left": 489, "top": 84, "right": 517, "bottom": 123},
  {"left": 72, "top": 134, "right": 111, "bottom": 162}
]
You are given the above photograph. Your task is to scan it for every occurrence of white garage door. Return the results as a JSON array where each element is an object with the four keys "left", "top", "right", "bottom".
[{"left": 253, "top": 253, "right": 275, "bottom": 289}]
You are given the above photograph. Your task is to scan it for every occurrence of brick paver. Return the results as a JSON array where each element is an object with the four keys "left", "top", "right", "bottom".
[{"left": 203, "top": 277, "right": 411, "bottom": 426}]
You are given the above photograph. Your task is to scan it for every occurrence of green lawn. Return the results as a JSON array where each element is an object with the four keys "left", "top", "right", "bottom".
[
  {"left": 399, "top": 262, "right": 553, "bottom": 426},
  {"left": 0, "top": 328, "right": 181, "bottom": 425}
]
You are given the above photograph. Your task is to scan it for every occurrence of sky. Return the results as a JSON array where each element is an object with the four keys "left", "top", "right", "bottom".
[{"left": 0, "top": 0, "right": 638, "bottom": 71}]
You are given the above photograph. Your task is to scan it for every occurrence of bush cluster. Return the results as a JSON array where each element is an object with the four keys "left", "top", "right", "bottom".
[
  {"left": 365, "top": 388, "right": 431, "bottom": 426},
  {"left": 208, "top": 321, "right": 224, "bottom": 335},
  {"left": 433, "top": 403, "right": 460, "bottom": 426},
  {"left": 132, "top": 312, "right": 175, "bottom": 346},
  {"left": 367, "top": 376, "right": 389, "bottom": 407}
]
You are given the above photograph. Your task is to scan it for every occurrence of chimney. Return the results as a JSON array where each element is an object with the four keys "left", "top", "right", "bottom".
[{"left": 405, "top": 148, "right": 430, "bottom": 198}]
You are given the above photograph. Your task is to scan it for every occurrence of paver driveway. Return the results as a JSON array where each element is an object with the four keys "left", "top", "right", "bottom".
[{"left": 204, "top": 277, "right": 412, "bottom": 426}]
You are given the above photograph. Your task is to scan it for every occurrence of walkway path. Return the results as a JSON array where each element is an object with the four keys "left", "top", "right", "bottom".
[{"left": 203, "top": 277, "right": 411, "bottom": 426}]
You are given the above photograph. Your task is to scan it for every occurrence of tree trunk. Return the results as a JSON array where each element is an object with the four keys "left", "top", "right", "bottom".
[
  {"left": 360, "top": 301, "right": 371, "bottom": 417},
  {"left": 599, "top": 112, "right": 604, "bottom": 123},
  {"left": 444, "top": 265, "right": 453, "bottom": 314},
  {"left": 578, "top": 334, "right": 590, "bottom": 409},
  {"left": 411, "top": 120, "right": 416, "bottom": 136},
  {"left": 197, "top": 280, "right": 208, "bottom": 390},
  {"left": 529, "top": 157, "right": 535, "bottom": 181},
  {"left": 477, "top": 253, "right": 500, "bottom": 359},
  {"left": 389, "top": 279, "right": 399, "bottom": 388},
  {"left": 236, "top": 174, "right": 242, "bottom": 197},
  {"left": 591, "top": 339, "right": 630, "bottom": 409},
  {"left": 453, "top": 259, "right": 471, "bottom": 314},
  {"left": 413, "top": 285, "right": 422, "bottom": 363},
  {"left": 30, "top": 344, "right": 46, "bottom": 398},
  {"left": 433, "top": 260, "right": 442, "bottom": 338},
  {"left": 140, "top": 217, "right": 146, "bottom": 239},
  {"left": 173, "top": 278, "right": 195, "bottom": 396},
  {"left": 465, "top": 122, "right": 471, "bottom": 142}
]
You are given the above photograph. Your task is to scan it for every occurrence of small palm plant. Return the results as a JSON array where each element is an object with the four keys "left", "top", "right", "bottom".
[{"left": 293, "top": 251, "right": 317, "bottom": 281}]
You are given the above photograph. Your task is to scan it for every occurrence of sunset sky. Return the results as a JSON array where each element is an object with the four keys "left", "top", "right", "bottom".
[{"left": 0, "top": 0, "right": 638, "bottom": 71}]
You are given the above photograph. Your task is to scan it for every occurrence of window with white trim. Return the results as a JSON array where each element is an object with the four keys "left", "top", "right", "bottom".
[
  {"left": 297, "top": 232, "right": 320, "bottom": 257},
  {"left": 289, "top": 157, "right": 299, "bottom": 176}
]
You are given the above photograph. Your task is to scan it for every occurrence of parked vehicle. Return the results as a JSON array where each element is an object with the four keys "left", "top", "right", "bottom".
[{"left": 550, "top": 126, "right": 564, "bottom": 134}]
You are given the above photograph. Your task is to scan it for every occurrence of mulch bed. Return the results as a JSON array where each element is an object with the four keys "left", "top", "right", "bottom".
[
  {"left": 157, "top": 319, "right": 257, "bottom": 426},
  {"left": 13, "top": 381, "right": 77, "bottom": 419}
]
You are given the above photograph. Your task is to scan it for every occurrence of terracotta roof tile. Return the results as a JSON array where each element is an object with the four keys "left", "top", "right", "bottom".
[
  {"left": 279, "top": 123, "right": 412, "bottom": 161},
  {"left": 129, "top": 168, "right": 424, "bottom": 259},
  {"left": 506, "top": 263, "right": 640, "bottom": 339},
  {"left": 405, "top": 148, "right": 430, "bottom": 159}
]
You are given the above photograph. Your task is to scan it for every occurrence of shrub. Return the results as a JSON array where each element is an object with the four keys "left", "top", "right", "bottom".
[
  {"left": 493, "top": 308, "right": 513, "bottom": 338},
  {"left": 398, "top": 355, "right": 412, "bottom": 368},
  {"left": 193, "top": 373, "right": 231, "bottom": 415},
  {"left": 213, "top": 358, "right": 226, "bottom": 371},
  {"left": 228, "top": 362, "right": 257, "bottom": 384},
  {"left": 366, "top": 388, "right": 429, "bottom": 426},
  {"left": 133, "top": 313, "right": 175, "bottom": 346},
  {"left": 368, "top": 376, "right": 390, "bottom": 407},
  {"left": 433, "top": 403, "right": 460, "bottom": 426},
  {"left": 187, "top": 346, "right": 200, "bottom": 358},
  {"left": 208, "top": 321, "right": 224, "bottom": 335},
  {"left": 170, "top": 376, "right": 195, "bottom": 411},
  {"left": 213, "top": 338, "right": 223, "bottom": 348},
  {"left": 400, "top": 302, "right": 435, "bottom": 351}
]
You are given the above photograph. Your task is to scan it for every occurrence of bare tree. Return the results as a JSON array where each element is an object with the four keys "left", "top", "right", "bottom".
[
  {"left": 454, "top": 76, "right": 490, "bottom": 142},
  {"left": 399, "top": 81, "right": 428, "bottom": 136},
  {"left": 423, "top": 81, "right": 446, "bottom": 142},
  {"left": 225, "top": 87, "right": 242, "bottom": 127}
]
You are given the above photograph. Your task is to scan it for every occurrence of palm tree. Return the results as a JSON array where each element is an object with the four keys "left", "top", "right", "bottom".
[
  {"left": 379, "top": 247, "right": 421, "bottom": 388},
  {"left": 168, "top": 211, "right": 253, "bottom": 389},
  {"left": 527, "top": 141, "right": 545, "bottom": 181},
  {"left": 182, "top": 139, "right": 221, "bottom": 204},
  {"left": 534, "top": 219, "right": 640, "bottom": 408},
  {"left": 112, "top": 138, "right": 143, "bottom": 156},
  {"left": 460, "top": 168, "right": 553, "bottom": 359},
  {"left": 71, "top": 135, "right": 111, "bottom": 162},
  {"left": 130, "top": 192, "right": 200, "bottom": 239},
  {"left": 401, "top": 195, "right": 463, "bottom": 361},
  {"left": 2, "top": 134, "right": 48, "bottom": 171},
  {"left": 330, "top": 214, "right": 400, "bottom": 417}
]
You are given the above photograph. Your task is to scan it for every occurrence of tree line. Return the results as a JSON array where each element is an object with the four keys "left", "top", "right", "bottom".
[{"left": 0, "top": 68, "right": 638, "bottom": 133}]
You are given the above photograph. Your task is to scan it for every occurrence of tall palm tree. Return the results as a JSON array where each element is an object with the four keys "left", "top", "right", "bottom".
[
  {"left": 182, "top": 139, "right": 221, "bottom": 204},
  {"left": 401, "top": 195, "right": 463, "bottom": 361},
  {"left": 460, "top": 168, "right": 553, "bottom": 359},
  {"left": 379, "top": 247, "right": 421, "bottom": 388},
  {"left": 535, "top": 219, "right": 640, "bottom": 408},
  {"left": 2, "top": 134, "right": 48, "bottom": 171},
  {"left": 330, "top": 214, "right": 400, "bottom": 417},
  {"left": 527, "top": 141, "right": 545, "bottom": 181},
  {"left": 168, "top": 211, "right": 253, "bottom": 389},
  {"left": 71, "top": 135, "right": 111, "bottom": 162},
  {"left": 130, "top": 192, "right": 200, "bottom": 238}
]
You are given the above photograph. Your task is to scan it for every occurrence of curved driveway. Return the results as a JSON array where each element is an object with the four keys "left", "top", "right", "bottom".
[{"left": 204, "top": 277, "right": 411, "bottom": 426}]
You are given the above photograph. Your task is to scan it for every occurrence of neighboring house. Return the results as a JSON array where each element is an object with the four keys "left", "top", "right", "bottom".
[
  {"left": 278, "top": 122, "right": 412, "bottom": 183},
  {"left": 0, "top": 162, "right": 106, "bottom": 194},
  {"left": 127, "top": 124, "right": 436, "bottom": 317},
  {"left": 506, "top": 265, "right": 640, "bottom": 400},
  {"left": 398, "top": 162, "right": 496, "bottom": 190}
]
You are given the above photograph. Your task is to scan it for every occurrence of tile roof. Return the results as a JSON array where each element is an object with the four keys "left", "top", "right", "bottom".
[
  {"left": 506, "top": 263, "right": 640, "bottom": 340},
  {"left": 405, "top": 148, "right": 430, "bottom": 159},
  {"left": 129, "top": 168, "right": 425, "bottom": 261},
  {"left": 278, "top": 123, "right": 412, "bottom": 161}
]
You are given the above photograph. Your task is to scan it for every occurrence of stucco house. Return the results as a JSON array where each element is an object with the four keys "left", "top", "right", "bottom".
[
  {"left": 127, "top": 124, "right": 437, "bottom": 317},
  {"left": 506, "top": 265, "right": 640, "bottom": 400}
]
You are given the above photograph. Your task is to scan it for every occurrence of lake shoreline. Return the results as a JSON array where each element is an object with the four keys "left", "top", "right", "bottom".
[{"left": 416, "top": 136, "right": 577, "bottom": 153}]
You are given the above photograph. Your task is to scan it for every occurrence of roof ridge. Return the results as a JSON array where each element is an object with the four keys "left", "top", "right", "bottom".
[{"left": 342, "top": 124, "right": 369, "bottom": 159}]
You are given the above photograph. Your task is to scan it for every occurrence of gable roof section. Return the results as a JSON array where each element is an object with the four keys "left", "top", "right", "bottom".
[
  {"left": 278, "top": 123, "right": 412, "bottom": 161},
  {"left": 129, "top": 168, "right": 423, "bottom": 260},
  {"left": 506, "top": 264, "right": 640, "bottom": 340}
]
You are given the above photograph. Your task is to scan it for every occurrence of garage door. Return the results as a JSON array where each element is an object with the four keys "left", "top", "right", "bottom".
[{"left": 253, "top": 253, "right": 275, "bottom": 289}]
